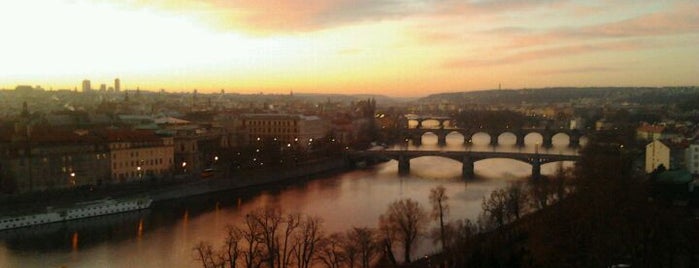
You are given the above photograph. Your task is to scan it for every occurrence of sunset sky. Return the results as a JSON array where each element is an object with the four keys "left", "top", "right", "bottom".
[{"left": 1, "top": 0, "right": 697, "bottom": 97}]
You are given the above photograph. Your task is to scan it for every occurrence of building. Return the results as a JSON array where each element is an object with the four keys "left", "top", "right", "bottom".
[
  {"left": 636, "top": 123, "right": 666, "bottom": 141},
  {"left": 0, "top": 127, "right": 110, "bottom": 193},
  {"left": 645, "top": 139, "right": 687, "bottom": 173},
  {"left": 81, "top": 79, "right": 91, "bottom": 92},
  {"left": 687, "top": 141, "right": 699, "bottom": 175},
  {"left": 114, "top": 78, "right": 121, "bottom": 92},
  {"left": 97, "top": 129, "right": 174, "bottom": 183},
  {"left": 170, "top": 126, "right": 229, "bottom": 176},
  {"left": 240, "top": 114, "right": 329, "bottom": 148}
]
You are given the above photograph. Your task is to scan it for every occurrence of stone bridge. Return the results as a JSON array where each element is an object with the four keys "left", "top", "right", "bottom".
[
  {"left": 401, "top": 127, "right": 586, "bottom": 148},
  {"left": 400, "top": 114, "right": 587, "bottom": 148},
  {"left": 356, "top": 150, "right": 580, "bottom": 179}
]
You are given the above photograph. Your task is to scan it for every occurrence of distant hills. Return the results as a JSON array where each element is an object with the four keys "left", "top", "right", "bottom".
[{"left": 417, "top": 87, "right": 699, "bottom": 105}]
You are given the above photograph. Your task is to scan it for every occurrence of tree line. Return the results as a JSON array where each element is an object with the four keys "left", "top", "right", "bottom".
[{"left": 193, "top": 169, "right": 575, "bottom": 268}]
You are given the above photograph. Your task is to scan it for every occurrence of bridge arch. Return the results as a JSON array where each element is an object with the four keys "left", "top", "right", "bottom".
[
  {"left": 523, "top": 132, "right": 544, "bottom": 146},
  {"left": 419, "top": 131, "right": 439, "bottom": 146},
  {"left": 445, "top": 131, "right": 466, "bottom": 146},
  {"left": 496, "top": 132, "right": 518, "bottom": 146},
  {"left": 551, "top": 133, "right": 571, "bottom": 146},
  {"left": 471, "top": 132, "right": 492, "bottom": 146}
]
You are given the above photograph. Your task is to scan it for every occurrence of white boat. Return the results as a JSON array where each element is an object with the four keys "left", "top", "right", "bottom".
[{"left": 0, "top": 197, "right": 152, "bottom": 231}]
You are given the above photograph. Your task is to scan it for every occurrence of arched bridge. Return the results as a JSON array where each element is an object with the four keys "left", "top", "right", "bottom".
[
  {"left": 356, "top": 150, "right": 580, "bottom": 179},
  {"left": 401, "top": 127, "right": 586, "bottom": 148}
]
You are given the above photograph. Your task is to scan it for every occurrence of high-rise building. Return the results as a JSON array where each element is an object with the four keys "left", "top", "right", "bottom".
[
  {"left": 82, "top": 79, "right": 91, "bottom": 92},
  {"left": 99, "top": 84, "right": 106, "bottom": 91},
  {"left": 114, "top": 78, "right": 121, "bottom": 92}
]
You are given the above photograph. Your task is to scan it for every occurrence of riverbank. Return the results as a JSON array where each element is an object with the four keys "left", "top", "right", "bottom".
[
  {"left": 149, "top": 157, "right": 350, "bottom": 201},
  {"left": 0, "top": 157, "right": 353, "bottom": 216}
]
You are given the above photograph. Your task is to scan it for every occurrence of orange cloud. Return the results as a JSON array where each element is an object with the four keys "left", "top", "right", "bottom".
[
  {"left": 443, "top": 39, "right": 660, "bottom": 68},
  {"left": 502, "top": 2, "right": 699, "bottom": 48}
]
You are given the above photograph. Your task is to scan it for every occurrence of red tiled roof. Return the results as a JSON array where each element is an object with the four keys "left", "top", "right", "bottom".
[
  {"left": 637, "top": 124, "right": 665, "bottom": 133},
  {"left": 95, "top": 129, "right": 162, "bottom": 143}
]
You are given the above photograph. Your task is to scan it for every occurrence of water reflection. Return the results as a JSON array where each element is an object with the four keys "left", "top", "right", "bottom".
[{"left": 0, "top": 142, "right": 575, "bottom": 267}]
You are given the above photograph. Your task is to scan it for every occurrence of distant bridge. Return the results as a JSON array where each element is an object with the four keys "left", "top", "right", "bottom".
[
  {"left": 355, "top": 149, "right": 580, "bottom": 179},
  {"left": 399, "top": 114, "right": 587, "bottom": 148},
  {"left": 401, "top": 127, "right": 586, "bottom": 148}
]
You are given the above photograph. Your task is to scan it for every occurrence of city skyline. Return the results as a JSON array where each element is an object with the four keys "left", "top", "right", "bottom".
[{"left": 1, "top": 0, "right": 698, "bottom": 97}]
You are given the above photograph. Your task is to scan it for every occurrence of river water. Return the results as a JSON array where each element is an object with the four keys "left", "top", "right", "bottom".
[{"left": 0, "top": 134, "right": 583, "bottom": 267}]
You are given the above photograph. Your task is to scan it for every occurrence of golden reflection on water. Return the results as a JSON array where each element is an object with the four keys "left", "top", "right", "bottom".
[
  {"left": 71, "top": 232, "right": 79, "bottom": 251},
  {"left": 137, "top": 218, "right": 144, "bottom": 238}
]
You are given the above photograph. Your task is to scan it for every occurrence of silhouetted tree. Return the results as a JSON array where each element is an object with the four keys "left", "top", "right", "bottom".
[
  {"left": 378, "top": 198, "right": 428, "bottom": 263},
  {"left": 316, "top": 233, "right": 346, "bottom": 268},
  {"left": 293, "top": 216, "right": 323, "bottom": 268},
  {"left": 346, "top": 227, "right": 380, "bottom": 268},
  {"left": 429, "top": 185, "right": 449, "bottom": 251}
]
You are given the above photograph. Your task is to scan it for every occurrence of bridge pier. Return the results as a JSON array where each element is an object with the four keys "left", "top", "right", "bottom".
[
  {"left": 463, "top": 134, "right": 473, "bottom": 146},
  {"left": 412, "top": 137, "right": 422, "bottom": 146},
  {"left": 531, "top": 158, "right": 541, "bottom": 179},
  {"left": 462, "top": 156, "right": 474, "bottom": 179},
  {"left": 489, "top": 133, "right": 499, "bottom": 147},
  {"left": 569, "top": 134, "right": 580, "bottom": 148},
  {"left": 437, "top": 134, "right": 447, "bottom": 147},
  {"left": 398, "top": 155, "right": 410, "bottom": 176},
  {"left": 542, "top": 134, "right": 553, "bottom": 148},
  {"left": 515, "top": 134, "right": 525, "bottom": 147}
]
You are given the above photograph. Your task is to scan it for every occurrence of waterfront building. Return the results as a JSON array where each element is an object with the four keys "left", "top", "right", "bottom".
[
  {"left": 240, "top": 113, "right": 329, "bottom": 148},
  {"left": 0, "top": 127, "right": 110, "bottom": 193},
  {"left": 170, "top": 126, "right": 229, "bottom": 176},
  {"left": 96, "top": 129, "right": 174, "bottom": 183}
]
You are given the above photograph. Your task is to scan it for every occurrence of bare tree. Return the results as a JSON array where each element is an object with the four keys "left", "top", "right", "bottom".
[
  {"left": 222, "top": 225, "right": 242, "bottom": 268},
  {"left": 316, "top": 233, "right": 346, "bottom": 268},
  {"left": 377, "top": 219, "right": 398, "bottom": 267},
  {"left": 194, "top": 241, "right": 219, "bottom": 268},
  {"left": 480, "top": 189, "right": 508, "bottom": 229},
  {"left": 429, "top": 185, "right": 449, "bottom": 251},
  {"left": 248, "top": 207, "right": 284, "bottom": 268},
  {"left": 528, "top": 178, "right": 552, "bottom": 209},
  {"left": 504, "top": 181, "right": 528, "bottom": 221},
  {"left": 378, "top": 198, "right": 428, "bottom": 263},
  {"left": 293, "top": 216, "right": 323, "bottom": 268},
  {"left": 279, "top": 213, "right": 301, "bottom": 268},
  {"left": 346, "top": 227, "right": 380, "bottom": 268},
  {"left": 240, "top": 213, "right": 264, "bottom": 268}
]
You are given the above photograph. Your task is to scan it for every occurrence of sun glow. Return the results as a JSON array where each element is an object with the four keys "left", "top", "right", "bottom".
[{"left": 1, "top": 0, "right": 697, "bottom": 96}]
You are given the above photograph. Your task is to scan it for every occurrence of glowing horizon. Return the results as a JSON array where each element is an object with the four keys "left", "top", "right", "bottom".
[{"left": 1, "top": 0, "right": 697, "bottom": 97}]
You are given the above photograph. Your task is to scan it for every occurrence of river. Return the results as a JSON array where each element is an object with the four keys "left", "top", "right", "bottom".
[{"left": 0, "top": 133, "right": 583, "bottom": 267}]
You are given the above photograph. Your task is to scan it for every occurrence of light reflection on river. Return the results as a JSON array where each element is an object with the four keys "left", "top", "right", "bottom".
[{"left": 0, "top": 135, "right": 578, "bottom": 267}]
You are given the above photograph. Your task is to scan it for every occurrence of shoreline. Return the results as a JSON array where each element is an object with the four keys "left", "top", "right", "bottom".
[{"left": 0, "top": 157, "right": 355, "bottom": 216}]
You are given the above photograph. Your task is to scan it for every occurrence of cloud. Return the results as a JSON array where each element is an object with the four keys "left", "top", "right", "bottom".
[
  {"left": 531, "top": 67, "right": 619, "bottom": 75},
  {"left": 122, "top": 0, "right": 570, "bottom": 34},
  {"left": 504, "top": 2, "right": 699, "bottom": 47},
  {"left": 443, "top": 40, "right": 659, "bottom": 68}
]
